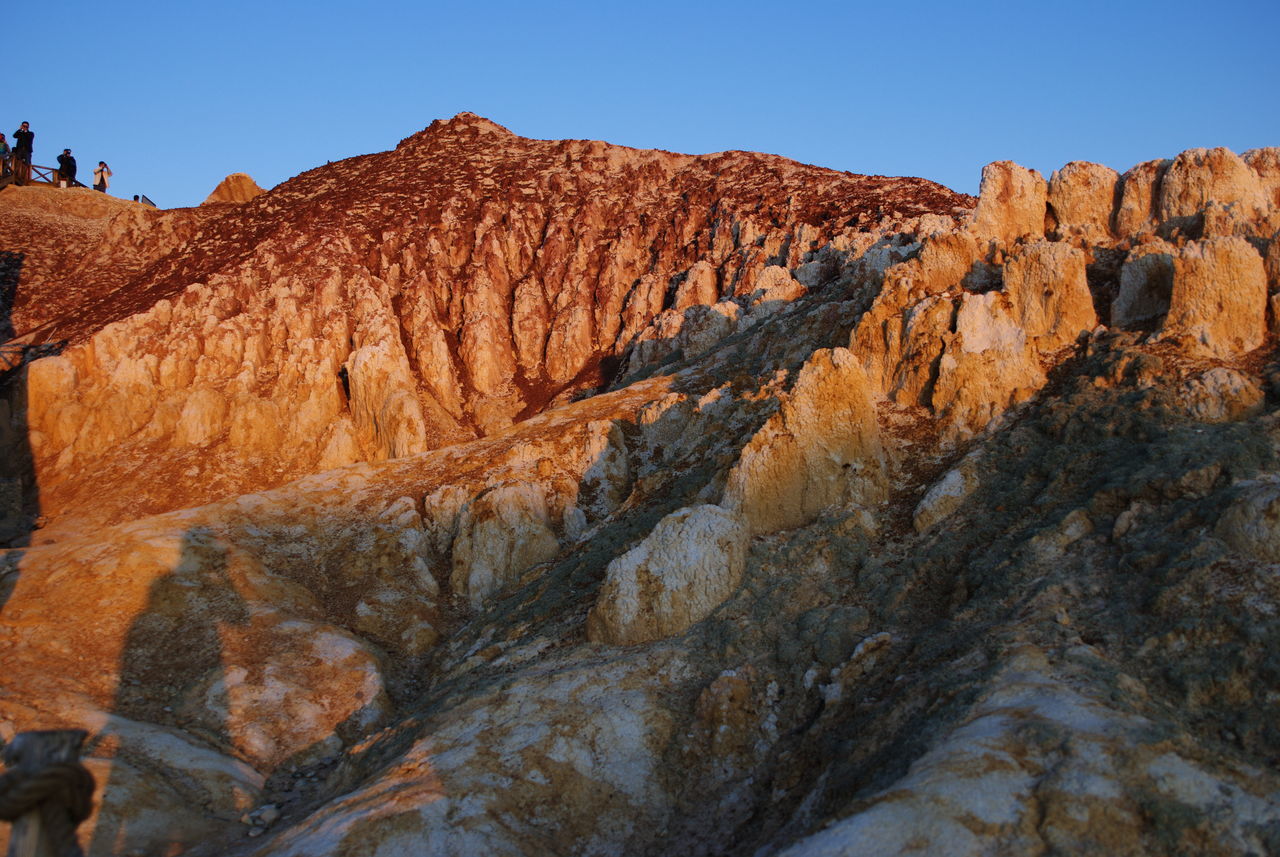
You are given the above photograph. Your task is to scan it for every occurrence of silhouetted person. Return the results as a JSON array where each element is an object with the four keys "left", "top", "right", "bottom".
[
  {"left": 12, "top": 122, "right": 32, "bottom": 184},
  {"left": 93, "top": 161, "right": 111, "bottom": 193},
  {"left": 0, "top": 134, "right": 10, "bottom": 177},
  {"left": 57, "top": 149, "right": 76, "bottom": 186},
  {"left": 131, "top": 194, "right": 139, "bottom": 202}
]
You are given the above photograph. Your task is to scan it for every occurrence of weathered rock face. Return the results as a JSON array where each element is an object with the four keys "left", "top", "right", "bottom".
[
  {"left": 587, "top": 504, "right": 749, "bottom": 645},
  {"left": 1159, "top": 147, "right": 1269, "bottom": 226},
  {"left": 1163, "top": 236, "right": 1268, "bottom": 357},
  {"left": 722, "top": 347, "right": 886, "bottom": 535},
  {"left": 203, "top": 173, "right": 267, "bottom": 205},
  {"left": 0, "top": 112, "right": 972, "bottom": 530},
  {"left": 969, "top": 160, "right": 1046, "bottom": 243},
  {"left": 1, "top": 129, "right": 1279, "bottom": 857},
  {"left": 1048, "top": 160, "right": 1119, "bottom": 240}
]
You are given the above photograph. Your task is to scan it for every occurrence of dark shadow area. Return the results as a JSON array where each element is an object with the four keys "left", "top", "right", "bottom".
[
  {"left": 90, "top": 528, "right": 249, "bottom": 857},
  {"left": 0, "top": 251, "right": 20, "bottom": 341},
  {"left": 0, "top": 251, "right": 38, "bottom": 552}
]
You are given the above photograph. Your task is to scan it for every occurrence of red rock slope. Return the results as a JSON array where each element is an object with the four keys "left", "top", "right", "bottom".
[{"left": 2, "top": 113, "right": 972, "bottom": 527}]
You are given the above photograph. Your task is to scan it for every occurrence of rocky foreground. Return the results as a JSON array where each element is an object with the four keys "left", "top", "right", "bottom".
[{"left": 0, "top": 117, "right": 1278, "bottom": 856}]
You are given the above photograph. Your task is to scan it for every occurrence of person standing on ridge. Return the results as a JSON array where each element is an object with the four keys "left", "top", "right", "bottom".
[
  {"left": 0, "top": 134, "right": 10, "bottom": 177},
  {"left": 93, "top": 161, "right": 112, "bottom": 193},
  {"left": 57, "top": 148, "right": 77, "bottom": 186},
  {"left": 12, "top": 122, "right": 33, "bottom": 185}
]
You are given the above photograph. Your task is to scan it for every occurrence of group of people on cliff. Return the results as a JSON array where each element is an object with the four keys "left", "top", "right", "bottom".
[{"left": 0, "top": 121, "right": 112, "bottom": 192}]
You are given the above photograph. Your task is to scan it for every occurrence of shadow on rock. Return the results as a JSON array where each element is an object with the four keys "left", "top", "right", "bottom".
[
  {"left": 0, "top": 252, "right": 38, "bottom": 550},
  {"left": 89, "top": 527, "right": 250, "bottom": 857}
]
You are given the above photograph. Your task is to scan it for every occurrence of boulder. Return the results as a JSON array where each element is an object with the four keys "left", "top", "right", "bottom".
[
  {"left": 449, "top": 482, "right": 560, "bottom": 608},
  {"left": 1048, "top": 161, "right": 1119, "bottom": 240},
  {"left": 1177, "top": 368, "right": 1264, "bottom": 423},
  {"left": 587, "top": 504, "right": 749, "bottom": 644},
  {"left": 913, "top": 450, "right": 984, "bottom": 532},
  {"left": 673, "top": 261, "right": 720, "bottom": 311},
  {"left": 1215, "top": 479, "right": 1280, "bottom": 563},
  {"left": 1159, "top": 147, "right": 1268, "bottom": 226},
  {"left": 172, "top": 387, "right": 228, "bottom": 447},
  {"left": 1001, "top": 241, "right": 1097, "bottom": 351},
  {"left": 722, "top": 348, "right": 886, "bottom": 535},
  {"left": 969, "top": 161, "right": 1047, "bottom": 243},
  {"left": 932, "top": 292, "right": 1046, "bottom": 437},
  {"left": 179, "top": 619, "right": 390, "bottom": 769},
  {"left": 1114, "top": 158, "right": 1170, "bottom": 236},
  {"left": 1243, "top": 147, "right": 1280, "bottom": 208},
  {"left": 1161, "top": 237, "right": 1267, "bottom": 358},
  {"left": 1112, "top": 240, "right": 1177, "bottom": 328}
]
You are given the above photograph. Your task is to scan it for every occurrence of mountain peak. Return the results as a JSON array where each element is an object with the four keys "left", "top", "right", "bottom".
[{"left": 398, "top": 112, "right": 516, "bottom": 149}]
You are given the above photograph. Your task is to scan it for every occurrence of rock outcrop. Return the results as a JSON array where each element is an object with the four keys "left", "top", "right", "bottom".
[
  {"left": 0, "top": 112, "right": 972, "bottom": 531},
  {"left": 587, "top": 504, "right": 749, "bottom": 644},
  {"left": 1, "top": 125, "right": 1278, "bottom": 857},
  {"left": 203, "top": 173, "right": 267, "bottom": 205}
]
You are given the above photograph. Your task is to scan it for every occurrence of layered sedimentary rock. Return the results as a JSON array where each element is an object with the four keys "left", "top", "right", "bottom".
[{"left": 0, "top": 127, "right": 1278, "bottom": 857}]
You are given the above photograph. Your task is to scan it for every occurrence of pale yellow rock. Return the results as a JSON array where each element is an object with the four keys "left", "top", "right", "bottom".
[
  {"left": 1114, "top": 158, "right": 1170, "bottom": 236},
  {"left": 202, "top": 173, "right": 266, "bottom": 205},
  {"left": 24, "top": 354, "right": 78, "bottom": 401},
  {"left": 1161, "top": 237, "right": 1267, "bottom": 358},
  {"left": 1178, "top": 368, "right": 1264, "bottom": 423},
  {"left": 1048, "top": 161, "right": 1119, "bottom": 240},
  {"left": 179, "top": 621, "right": 390, "bottom": 768},
  {"left": 254, "top": 657, "right": 675, "bottom": 857},
  {"left": 1159, "top": 147, "right": 1268, "bottom": 225},
  {"left": 316, "top": 417, "right": 364, "bottom": 470},
  {"left": 346, "top": 342, "right": 428, "bottom": 460},
  {"left": 228, "top": 397, "right": 283, "bottom": 450},
  {"left": 1200, "top": 199, "right": 1260, "bottom": 238},
  {"left": 852, "top": 229, "right": 981, "bottom": 398},
  {"left": 449, "top": 482, "right": 561, "bottom": 608},
  {"left": 880, "top": 229, "right": 981, "bottom": 301},
  {"left": 545, "top": 297, "right": 594, "bottom": 384},
  {"left": 1112, "top": 240, "right": 1177, "bottom": 328},
  {"left": 931, "top": 292, "right": 1046, "bottom": 437},
  {"left": 751, "top": 265, "right": 805, "bottom": 304},
  {"left": 578, "top": 420, "right": 632, "bottom": 519},
  {"left": 1001, "top": 241, "right": 1097, "bottom": 351},
  {"left": 969, "top": 161, "right": 1047, "bottom": 243},
  {"left": 913, "top": 450, "right": 984, "bottom": 532},
  {"left": 884, "top": 294, "right": 954, "bottom": 407},
  {"left": 586, "top": 504, "right": 749, "bottom": 645},
  {"left": 173, "top": 387, "right": 229, "bottom": 446},
  {"left": 722, "top": 347, "right": 886, "bottom": 535},
  {"left": 621, "top": 299, "right": 743, "bottom": 375},
  {"left": 0, "top": 517, "right": 395, "bottom": 853},
  {"left": 673, "top": 261, "right": 719, "bottom": 311},
  {"left": 1244, "top": 147, "right": 1280, "bottom": 208}
]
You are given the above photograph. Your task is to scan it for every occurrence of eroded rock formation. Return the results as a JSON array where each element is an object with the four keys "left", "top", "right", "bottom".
[
  {"left": 203, "top": 173, "right": 266, "bottom": 205},
  {"left": 0, "top": 121, "right": 1278, "bottom": 857},
  {"left": 0, "top": 112, "right": 970, "bottom": 531}
]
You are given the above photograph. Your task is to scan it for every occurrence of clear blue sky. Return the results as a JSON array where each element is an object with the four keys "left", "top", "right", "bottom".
[{"left": 12, "top": 0, "right": 1278, "bottom": 209}]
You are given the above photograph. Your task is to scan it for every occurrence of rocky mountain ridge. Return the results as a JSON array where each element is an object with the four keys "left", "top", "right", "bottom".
[
  {"left": 2, "top": 113, "right": 971, "bottom": 532},
  {"left": 0, "top": 118, "right": 1278, "bottom": 856}
]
